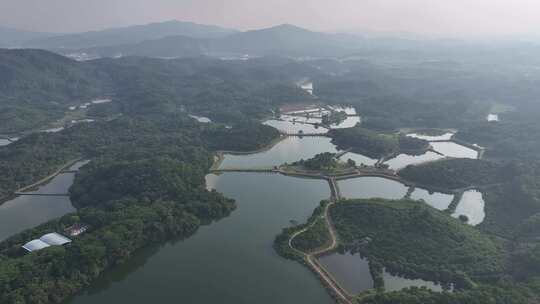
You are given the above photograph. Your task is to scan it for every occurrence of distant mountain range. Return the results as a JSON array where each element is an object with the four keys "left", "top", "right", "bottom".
[
  {"left": 23, "top": 20, "right": 238, "bottom": 49},
  {"left": 6, "top": 20, "right": 501, "bottom": 61},
  {"left": 0, "top": 20, "right": 370, "bottom": 59},
  {"left": 0, "top": 26, "right": 57, "bottom": 47},
  {"left": 63, "top": 24, "right": 366, "bottom": 59},
  {"left": 0, "top": 20, "right": 238, "bottom": 49}
]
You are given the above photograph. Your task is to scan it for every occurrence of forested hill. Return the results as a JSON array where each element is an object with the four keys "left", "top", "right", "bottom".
[
  {"left": 0, "top": 49, "right": 317, "bottom": 134},
  {"left": 22, "top": 20, "right": 238, "bottom": 49},
  {"left": 0, "top": 49, "right": 109, "bottom": 104}
]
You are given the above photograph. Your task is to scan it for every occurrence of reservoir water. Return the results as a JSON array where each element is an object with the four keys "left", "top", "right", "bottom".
[
  {"left": 318, "top": 253, "right": 373, "bottom": 294},
  {"left": 0, "top": 161, "right": 88, "bottom": 241},
  {"left": 189, "top": 115, "right": 212, "bottom": 123},
  {"left": 383, "top": 270, "right": 443, "bottom": 292},
  {"left": 407, "top": 132, "right": 454, "bottom": 141},
  {"left": 384, "top": 151, "right": 444, "bottom": 170},
  {"left": 339, "top": 177, "right": 409, "bottom": 200},
  {"left": 219, "top": 137, "right": 339, "bottom": 169},
  {"left": 1, "top": 120, "right": 483, "bottom": 302},
  {"left": 452, "top": 190, "right": 485, "bottom": 226},
  {"left": 67, "top": 173, "right": 333, "bottom": 304},
  {"left": 487, "top": 114, "right": 499, "bottom": 122},
  {"left": 431, "top": 142, "right": 478, "bottom": 159},
  {"left": 263, "top": 119, "right": 329, "bottom": 134},
  {"left": 410, "top": 188, "right": 454, "bottom": 211}
]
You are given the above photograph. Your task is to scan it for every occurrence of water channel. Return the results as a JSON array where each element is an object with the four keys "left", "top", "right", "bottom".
[
  {"left": 0, "top": 116, "right": 486, "bottom": 302},
  {"left": 0, "top": 161, "right": 88, "bottom": 241}
]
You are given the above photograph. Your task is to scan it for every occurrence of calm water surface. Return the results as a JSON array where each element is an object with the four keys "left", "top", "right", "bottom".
[
  {"left": 263, "top": 119, "right": 328, "bottom": 134},
  {"left": 410, "top": 188, "right": 454, "bottom": 210},
  {"left": 407, "top": 132, "right": 454, "bottom": 141},
  {"left": 383, "top": 270, "right": 443, "bottom": 292},
  {"left": 342, "top": 152, "right": 378, "bottom": 167},
  {"left": 452, "top": 190, "right": 485, "bottom": 225},
  {"left": 0, "top": 173, "right": 76, "bottom": 241},
  {"left": 339, "top": 177, "right": 408, "bottom": 200},
  {"left": 189, "top": 115, "right": 212, "bottom": 123},
  {"left": 0, "top": 160, "right": 89, "bottom": 241},
  {"left": 318, "top": 253, "right": 373, "bottom": 294},
  {"left": 431, "top": 142, "right": 478, "bottom": 159},
  {"left": 487, "top": 114, "right": 499, "bottom": 122},
  {"left": 220, "top": 137, "right": 338, "bottom": 169},
  {"left": 384, "top": 151, "right": 444, "bottom": 170},
  {"left": 67, "top": 173, "right": 333, "bottom": 304}
]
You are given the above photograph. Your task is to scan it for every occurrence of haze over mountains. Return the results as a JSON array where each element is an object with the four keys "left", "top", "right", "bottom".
[
  {"left": 0, "top": 20, "right": 238, "bottom": 49},
  {"left": 0, "top": 20, "right": 368, "bottom": 59},
  {"left": 2, "top": 19, "right": 540, "bottom": 64}
]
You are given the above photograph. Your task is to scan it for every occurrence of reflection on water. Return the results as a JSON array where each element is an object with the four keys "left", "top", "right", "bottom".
[
  {"left": 300, "top": 82, "right": 314, "bottom": 95},
  {"left": 267, "top": 105, "right": 360, "bottom": 133},
  {"left": 452, "top": 190, "right": 485, "bottom": 226},
  {"left": 189, "top": 115, "right": 212, "bottom": 123},
  {"left": 343, "top": 152, "right": 378, "bottom": 167},
  {"left": 0, "top": 172, "right": 77, "bottom": 241},
  {"left": 42, "top": 127, "right": 65, "bottom": 133},
  {"left": 67, "top": 173, "right": 333, "bottom": 304},
  {"left": 385, "top": 152, "right": 444, "bottom": 170},
  {"left": 263, "top": 119, "right": 329, "bottom": 134},
  {"left": 0, "top": 160, "right": 90, "bottom": 241},
  {"left": 318, "top": 252, "right": 373, "bottom": 295},
  {"left": 410, "top": 188, "right": 454, "bottom": 210},
  {"left": 431, "top": 142, "right": 478, "bottom": 159},
  {"left": 339, "top": 177, "right": 408, "bottom": 200},
  {"left": 0, "top": 139, "right": 11, "bottom": 146},
  {"left": 329, "top": 116, "right": 361, "bottom": 129},
  {"left": 407, "top": 132, "right": 454, "bottom": 141},
  {"left": 487, "top": 114, "right": 499, "bottom": 122},
  {"left": 220, "top": 137, "right": 338, "bottom": 169},
  {"left": 383, "top": 269, "right": 443, "bottom": 292}
]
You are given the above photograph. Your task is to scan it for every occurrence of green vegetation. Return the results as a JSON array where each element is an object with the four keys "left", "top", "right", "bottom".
[
  {"left": 291, "top": 217, "right": 330, "bottom": 253},
  {"left": 398, "top": 158, "right": 509, "bottom": 190},
  {"left": 331, "top": 199, "right": 504, "bottom": 288},
  {"left": 0, "top": 115, "right": 279, "bottom": 204},
  {"left": 291, "top": 152, "right": 339, "bottom": 171},
  {"left": 456, "top": 120, "right": 540, "bottom": 161},
  {"left": 359, "top": 285, "right": 533, "bottom": 304},
  {"left": 0, "top": 49, "right": 316, "bottom": 134},
  {"left": 0, "top": 112, "right": 281, "bottom": 304},
  {"left": 329, "top": 127, "right": 398, "bottom": 159},
  {"left": 329, "top": 127, "right": 429, "bottom": 159},
  {"left": 274, "top": 201, "right": 329, "bottom": 261},
  {"left": 398, "top": 135, "right": 430, "bottom": 155},
  {"left": 321, "top": 110, "right": 347, "bottom": 126}
]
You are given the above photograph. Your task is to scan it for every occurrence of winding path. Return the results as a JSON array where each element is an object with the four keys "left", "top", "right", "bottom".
[{"left": 288, "top": 177, "right": 354, "bottom": 304}]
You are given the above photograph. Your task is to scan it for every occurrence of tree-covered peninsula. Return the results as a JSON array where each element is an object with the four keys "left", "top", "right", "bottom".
[{"left": 328, "top": 127, "right": 429, "bottom": 159}]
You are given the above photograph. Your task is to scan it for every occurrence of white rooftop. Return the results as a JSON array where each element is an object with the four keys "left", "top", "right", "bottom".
[
  {"left": 22, "top": 232, "right": 72, "bottom": 253},
  {"left": 40, "top": 233, "right": 72, "bottom": 246},
  {"left": 22, "top": 240, "right": 51, "bottom": 252}
]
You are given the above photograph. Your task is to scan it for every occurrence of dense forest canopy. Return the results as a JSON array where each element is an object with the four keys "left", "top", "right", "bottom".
[{"left": 2, "top": 29, "right": 540, "bottom": 304}]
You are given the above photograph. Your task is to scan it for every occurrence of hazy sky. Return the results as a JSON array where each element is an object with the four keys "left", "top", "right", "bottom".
[{"left": 2, "top": 0, "right": 540, "bottom": 37}]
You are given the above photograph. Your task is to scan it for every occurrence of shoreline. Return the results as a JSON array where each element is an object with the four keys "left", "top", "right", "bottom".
[{"left": 0, "top": 158, "right": 82, "bottom": 206}]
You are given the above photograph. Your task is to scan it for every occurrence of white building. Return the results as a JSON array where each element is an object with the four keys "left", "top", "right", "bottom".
[{"left": 22, "top": 233, "right": 72, "bottom": 253}]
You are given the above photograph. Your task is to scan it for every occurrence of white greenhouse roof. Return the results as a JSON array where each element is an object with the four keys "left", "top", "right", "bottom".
[
  {"left": 22, "top": 240, "right": 51, "bottom": 252},
  {"left": 21, "top": 232, "right": 72, "bottom": 253},
  {"left": 40, "top": 233, "right": 72, "bottom": 246}
]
